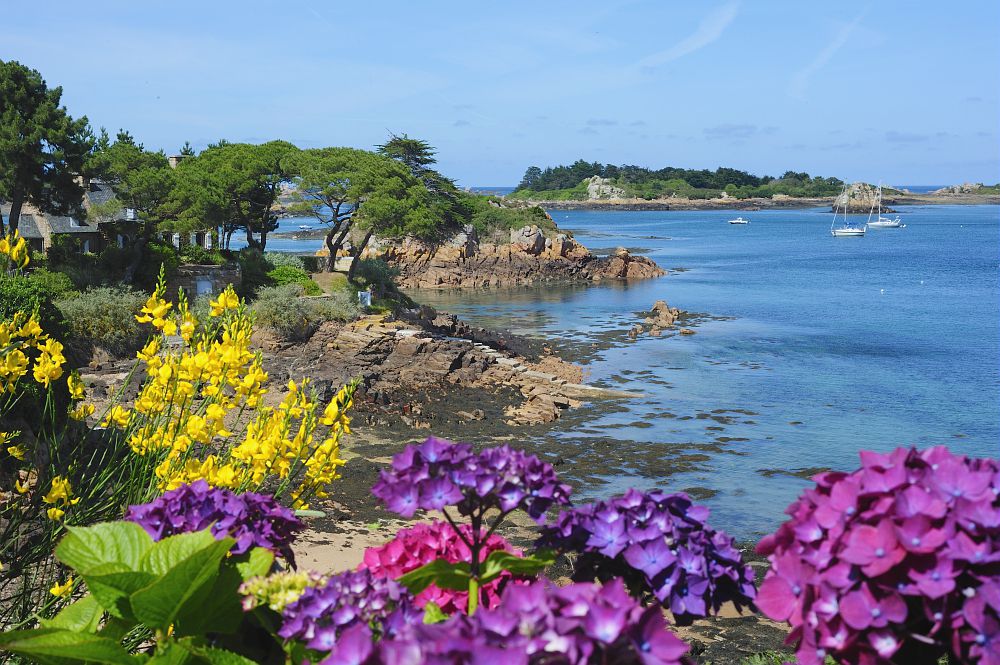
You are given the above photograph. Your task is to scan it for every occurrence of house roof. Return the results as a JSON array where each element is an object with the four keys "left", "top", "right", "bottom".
[
  {"left": 2, "top": 204, "right": 100, "bottom": 237},
  {"left": 86, "top": 179, "right": 118, "bottom": 207},
  {"left": 47, "top": 215, "right": 102, "bottom": 234},
  {"left": 16, "top": 214, "right": 44, "bottom": 239}
]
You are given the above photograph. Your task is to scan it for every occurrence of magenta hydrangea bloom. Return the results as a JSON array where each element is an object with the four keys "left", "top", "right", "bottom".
[
  {"left": 125, "top": 480, "right": 303, "bottom": 563},
  {"left": 359, "top": 520, "right": 521, "bottom": 613},
  {"left": 278, "top": 568, "right": 420, "bottom": 653},
  {"left": 539, "top": 488, "right": 756, "bottom": 625},
  {"left": 757, "top": 446, "right": 1000, "bottom": 665},
  {"left": 371, "top": 436, "right": 572, "bottom": 523},
  {"left": 324, "top": 578, "right": 690, "bottom": 665}
]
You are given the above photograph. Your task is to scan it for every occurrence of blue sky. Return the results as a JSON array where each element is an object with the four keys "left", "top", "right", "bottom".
[{"left": 4, "top": 1, "right": 998, "bottom": 186}]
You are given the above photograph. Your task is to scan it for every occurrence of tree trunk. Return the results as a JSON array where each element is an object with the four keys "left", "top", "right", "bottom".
[
  {"left": 329, "top": 223, "right": 353, "bottom": 272},
  {"left": 348, "top": 229, "right": 374, "bottom": 282},
  {"left": 6, "top": 193, "right": 24, "bottom": 235},
  {"left": 323, "top": 227, "right": 338, "bottom": 272}
]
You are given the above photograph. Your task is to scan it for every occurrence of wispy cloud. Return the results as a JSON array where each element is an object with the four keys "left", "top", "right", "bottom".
[
  {"left": 885, "top": 130, "right": 928, "bottom": 143},
  {"left": 633, "top": 2, "right": 740, "bottom": 70},
  {"left": 788, "top": 11, "right": 867, "bottom": 100},
  {"left": 703, "top": 124, "right": 776, "bottom": 140},
  {"left": 586, "top": 118, "right": 618, "bottom": 126}
]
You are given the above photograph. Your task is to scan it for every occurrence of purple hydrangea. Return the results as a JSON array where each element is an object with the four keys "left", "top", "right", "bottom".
[
  {"left": 278, "top": 569, "right": 420, "bottom": 653},
  {"left": 126, "top": 480, "right": 303, "bottom": 564},
  {"left": 539, "top": 488, "right": 756, "bottom": 626},
  {"left": 756, "top": 447, "right": 1000, "bottom": 665},
  {"left": 324, "top": 578, "right": 690, "bottom": 665},
  {"left": 371, "top": 436, "right": 572, "bottom": 523}
]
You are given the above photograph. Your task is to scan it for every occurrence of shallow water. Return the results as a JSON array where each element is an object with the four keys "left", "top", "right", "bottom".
[{"left": 412, "top": 205, "right": 1000, "bottom": 537}]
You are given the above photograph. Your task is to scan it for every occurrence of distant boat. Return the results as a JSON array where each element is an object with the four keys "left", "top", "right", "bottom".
[
  {"left": 298, "top": 225, "right": 311, "bottom": 230},
  {"left": 866, "top": 184, "right": 906, "bottom": 228},
  {"left": 728, "top": 217, "right": 750, "bottom": 224},
  {"left": 831, "top": 185, "right": 866, "bottom": 237}
]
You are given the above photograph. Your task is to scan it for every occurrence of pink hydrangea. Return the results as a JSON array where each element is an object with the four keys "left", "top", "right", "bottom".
[
  {"left": 359, "top": 520, "right": 522, "bottom": 613},
  {"left": 757, "top": 447, "right": 1000, "bottom": 665}
]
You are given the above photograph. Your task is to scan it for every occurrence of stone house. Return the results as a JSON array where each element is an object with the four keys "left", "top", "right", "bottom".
[{"left": 1, "top": 179, "right": 139, "bottom": 253}]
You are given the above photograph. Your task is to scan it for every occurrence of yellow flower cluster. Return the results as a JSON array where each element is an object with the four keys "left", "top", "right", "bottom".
[
  {"left": 0, "top": 312, "right": 64, "bottom": 393},
  {"left": 107, "top": 273, "right": 356, "bottom": 506},
  {"left": 0, "top": 230, "right": 30, "bottom": 270},
  {"left": 42, "top": 475, "right": 80, "bottom": 521}
]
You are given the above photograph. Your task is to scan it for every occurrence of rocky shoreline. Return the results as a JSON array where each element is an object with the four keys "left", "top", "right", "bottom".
[
  {"left": 517, "top": 191, "right": 999, "bottom": 211},
  {"left": 369, "top": 224, "right": 666, "bottom": 289}
]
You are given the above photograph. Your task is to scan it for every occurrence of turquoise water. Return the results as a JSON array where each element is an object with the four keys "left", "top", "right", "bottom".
[{"left": 413, "top": 205, "right": 1000, "bottom": 537}]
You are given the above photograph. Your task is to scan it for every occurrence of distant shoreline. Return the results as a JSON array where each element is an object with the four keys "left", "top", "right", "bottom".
[{"left": 511, "top": 192, "right": 1000, "bottom": 212}]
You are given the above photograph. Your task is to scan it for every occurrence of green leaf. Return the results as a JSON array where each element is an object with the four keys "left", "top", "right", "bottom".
[
  {"left": 139, "top": 529, "right": 225, "bottom": 576},
  {"left": 422, "top": 601, "right": 448, "bottom": 624},
  {"left": 98, "top": 616, "right": 134, "bottom": 642},
  {"left": 40, "top": 595, "right": 104, "bottom": 633},
  {"left": 56, "top": 522, "right": 153, "bottom": 574},
  {"left": 190, "top": 647, "right": 259, "bottom": 665},
  {"left": 479, "top": 549, "right": 555, "bottom": 585},
  {"left": 397, "top": 559, "right": 471, "bottom": 594},
  {"left": 130, "top": 535, "right": 233, "bottom": 631},
  {"left": 145, "top": 639, "right": 197, "bottom": 665},
  {"left": 173, "top": 548, "right": 274, "bottom": 636},
  {"left": 0, "top": 628, "right": 140, "bottom": 665},
  {"left": 82, "top": 563, "right": 156, "bottom": 620},
  {"left": 233, "top": 547, "right": 273, "bottom": 582}
]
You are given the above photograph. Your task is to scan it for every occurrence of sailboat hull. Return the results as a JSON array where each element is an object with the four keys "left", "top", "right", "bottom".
[{"left": 831, "top": 228, "right": 866, "bottom": 237}]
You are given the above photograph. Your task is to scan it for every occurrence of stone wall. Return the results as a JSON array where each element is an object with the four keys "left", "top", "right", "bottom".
[{"left": 169, "top": 264, "right": 241, "bottom": 299}]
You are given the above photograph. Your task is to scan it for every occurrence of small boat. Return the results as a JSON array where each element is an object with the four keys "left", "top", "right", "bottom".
[
  {"left": 298, "top": 225, "right": 311, "bottom": 231},
  {"left": 866, "top": 183, "right": 905, "bottom": 228},
  {"left": 831, "top": 185, "right": 866, "bottom": 237},
  {"left": 728, "top": 217, "right": 750, "bottom": 224}
]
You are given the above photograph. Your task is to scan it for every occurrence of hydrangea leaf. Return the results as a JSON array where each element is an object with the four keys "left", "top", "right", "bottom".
[
  {"left": 479, "top": 549, "right": 555, "bottom": 584},
  {"left": 172, "top": 551, "right": 270, "bottom": 637},
  {"left": 79, "top": 564, "right": 155, "bottom": 621},
  {"left": 138, "top": 529, "right": 225, "bottom": 576},
  {"left": 130, "top": 536, "right": 233, "bottom": 631},
  {"left": 39, "top": 594, "right": 104, "bottom": 633},
  {"left": 233, "top": 547, "right": 274, "bottom": 582},
  {"left": 0, "top": 628, "right": 141, "bottom": 665},
  {"left": 397, "top": 559, "right": 471, "bottom": 594},
  {"left": 422, "top": 601, "right": 448, "bottom": 624},
  {"left": 55, "top": 522, "right": 153, "bottom": 573}
]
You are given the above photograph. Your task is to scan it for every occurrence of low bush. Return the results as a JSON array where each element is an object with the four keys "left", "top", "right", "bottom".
[
  {"left": 252, "top": 283, "right": 359, "bottom": 339},
  {"left": 0, "top": 274, "right": 66, "bottom": 335},
  {"left": 55, "top": 286, "right": 147, "bottom": 357},
  {"left": 179, "top": 243, "right": 228, "bottom": 266},
  {"left": 265, "top": 252, "right": 306, "bottom": 270},
  {"left": 267, "top": 265, "right": 322, "bottom": 295},
  {"left": 352, "top": 258, "right": 399, "bottom": 295},
  {"left": 26, "top": 268, "right": 78, "bottom": 300}
]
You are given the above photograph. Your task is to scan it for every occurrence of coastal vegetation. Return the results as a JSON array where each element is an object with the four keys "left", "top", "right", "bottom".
[{"left": 512, "top": 160, "right": 845, "bottom": 200}]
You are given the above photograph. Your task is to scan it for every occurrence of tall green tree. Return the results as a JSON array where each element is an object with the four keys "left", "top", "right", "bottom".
[
  {"left": 0, "top": 60, "right": 94, "bottom": 233},
  {"left": 289, "top": 148, "right": 448, "bottom": 276},
  {"left": 89, "top": 131, "right": 176, "bottom": 281},
  {"left": 170, "top": 141, "right": 297, "bottom": 251}
]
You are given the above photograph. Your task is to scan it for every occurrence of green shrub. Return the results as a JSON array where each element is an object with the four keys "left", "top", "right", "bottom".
[
  {"left": 237, "top": 248, "right": 272, "bottom": 297},
  {"left": 56, "top": 286, "right": 148, "bottom": 357},
  {"left": 134, "top": 242, "right": 180, "bottom": 291},
  {"left": 0, "top": 274, "right": 66, "bottom": 335},
  {"left": 26, "top": 268, "right": 78, "bottom": 299},
  {"left": 353, "top": 258, "right": 399, "bottom": 294},
  {"left": 252, "top": 283, "right": 359, "bottom": 339},
  {"left": 264, "top": 252, "right": 305, "bottom": 270},
  {"left": 266, "top": 265, "right": 322, "bottom": 295},
  {"left": 179, "top": 243, "right": 228, "bottom": 266}
]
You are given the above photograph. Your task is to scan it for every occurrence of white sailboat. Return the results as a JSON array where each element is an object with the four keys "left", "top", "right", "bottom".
[
  {"left": 830, "top": 185, "right": 866, "bottom": 237},
  {"left": 866, "top": 183, "right": 906, "bottom": 228},
  {"left": 728, "top": 217, "right": 750, "bottom": 224}
]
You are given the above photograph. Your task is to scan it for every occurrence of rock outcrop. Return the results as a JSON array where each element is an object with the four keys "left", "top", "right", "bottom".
[
  {"left": 832, "top": 182, "right": 897, "bottom": 213},
  {"left": 933, "top": 182, "right": 985, "bottom": 195},
  {"left": 629, "top": 300, "right": 687, "bottom": 338},
  {"left": 257, "top": 314, "right": 635, "bottom": 428},
  {"left": 586, "top": 176, "right": 627, "bottom": 200},
  {"left": 368, "top": 225, "right": 665, "bottom": 289}
]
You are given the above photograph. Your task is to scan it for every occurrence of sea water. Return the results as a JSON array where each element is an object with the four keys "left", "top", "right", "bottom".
[{"left": 413, "top": 205, "right": 1000, "bottom": 536}]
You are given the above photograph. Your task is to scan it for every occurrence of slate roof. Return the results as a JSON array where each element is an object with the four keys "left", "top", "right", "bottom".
[{"left": 86, "top": 179, "right": 118, "bottom": 207}]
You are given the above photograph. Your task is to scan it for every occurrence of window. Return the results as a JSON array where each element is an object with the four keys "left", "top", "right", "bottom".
[
  {"left": 125, "top": 208, "right": 137, "bottom": 221},
  {"left": 81, "top": 239, "right": 91, "bottom": 254},
  {"left": 70, "top": 218, "right": 81, "bottom": 228}
]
